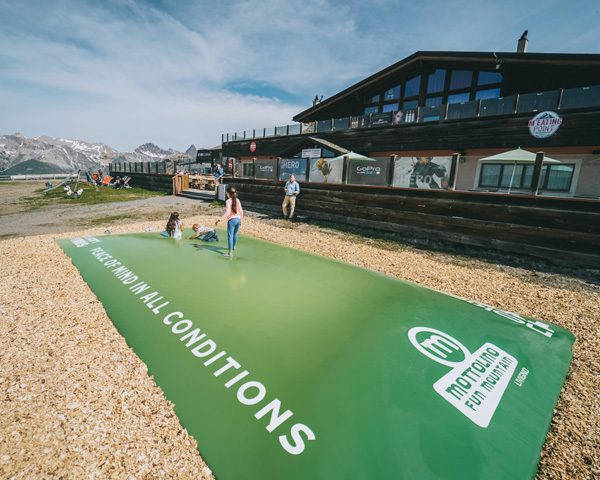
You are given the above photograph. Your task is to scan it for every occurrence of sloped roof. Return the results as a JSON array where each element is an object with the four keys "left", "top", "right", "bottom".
[
  {"left": 293, "top": 50, "right": 600, "bottom": 122},
  {"left": 308, "top": 137, "right": 350, "bottom": 154},
  {"left": 277, "top": 136, "right": 350, "bottom": 157}
]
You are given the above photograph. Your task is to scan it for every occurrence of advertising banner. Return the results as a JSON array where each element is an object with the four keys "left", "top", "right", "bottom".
[
  {"left": 254, "top": 159, "right": 277, "bottom": 180},
  {"left": 59, "top": 233, "right": 574, "bottom": 480},
  {"left": 528, "top": 111, "right": 563, "bottom": 138},
  {"left": 309, "top": 157, "right": 344, "bottom": 184},
  {"left": 346, "top": 158, "right": 390, "bottom": 186},
  {"left": 370, "top": 112, "right": 393, "bottom": 127},
  {"left": 393, "top": 156, "right": 453, "bottom": 189},
  {"left": 279, "top": 158, "right": 307, "bottom": 181}
]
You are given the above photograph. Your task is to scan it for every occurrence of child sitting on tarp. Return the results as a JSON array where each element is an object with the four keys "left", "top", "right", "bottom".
[
  {"left": 160, "top": 212, "right": 183, "bottom": 239},
  {"left": 189, "top": 224, "right": 219, "bottom": 242}
]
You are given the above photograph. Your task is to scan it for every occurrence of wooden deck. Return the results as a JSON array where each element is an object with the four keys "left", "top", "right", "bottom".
[{"left": 227, "top": 178, "right": 600, "bottom": 268}]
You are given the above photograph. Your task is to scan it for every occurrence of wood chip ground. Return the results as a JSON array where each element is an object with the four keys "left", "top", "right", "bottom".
[{"left": 1, "top": 214, "right": 598, "bottom": 479}]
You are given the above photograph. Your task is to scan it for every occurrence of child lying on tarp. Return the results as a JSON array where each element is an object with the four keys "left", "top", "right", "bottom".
[{"left": 189, "top": 224, "right": 219, "bottom": 242}]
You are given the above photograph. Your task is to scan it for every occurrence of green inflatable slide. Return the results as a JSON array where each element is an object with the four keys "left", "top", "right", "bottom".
[{"left": 59, "top": 232, "right": 574, "bottom": 480}]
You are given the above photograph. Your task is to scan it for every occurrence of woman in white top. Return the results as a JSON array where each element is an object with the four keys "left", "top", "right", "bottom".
[
  {"left": 215, "top": 186, "right": 243, "bottom": 257},
  {"left": 166, "top": 211, "right": 183, "bottom": 239}
]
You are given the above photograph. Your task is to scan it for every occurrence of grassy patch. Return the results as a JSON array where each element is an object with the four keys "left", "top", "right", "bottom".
[
  {"left": 20, "top": 184, "right": 165, "bottom": 210},
  {"left": 85, "top": 214, "right": 138, "bottom": 226}
]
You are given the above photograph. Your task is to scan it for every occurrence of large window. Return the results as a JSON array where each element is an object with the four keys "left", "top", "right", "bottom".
[
  {"left": 475, "top": 88, "right": 501, "bottom": 101},
  {"left": 427, "top": 69, "right": 446, "bottom": 94},
  {"left": 357, "top": 67, "right": 506, "bottom": 121},
  {"left": 539, "top": 164, "right": 575, "bottom": 191},
  {"left": 404, "top": 75, "right": 421, "bottom": 97},
  {"left": 478, "top": 71, "right": 502, "bottom": 86},
  {"left": 447, "top": 92, "right": 470, "bottom": 104},
  {"left": 480, "top": 164, "right": 502, "bottom": 187},
  {"left": 383, "top": 85, "right": 400, "bottom": 101},
  {"left": 479, "top": 163, "right": 574, "bottom": 191},
  {"left": 425, "top": 96, "right": 443, "bottom": 107},
  {"left": 479, "top": 163, "right": 534, "bottom": 189},
  {"left": 402, "top": 99, "right": 418, "bottom": 110},
  {"left": 450, "top": 70, "right": 473, "bottom": 90}
]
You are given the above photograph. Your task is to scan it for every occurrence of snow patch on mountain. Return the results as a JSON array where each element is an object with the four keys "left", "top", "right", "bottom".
[{"left": 0, "top": 133, "right": 197, "bottom": 174}]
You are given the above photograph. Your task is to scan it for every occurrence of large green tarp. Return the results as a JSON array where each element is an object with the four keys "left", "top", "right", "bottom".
[{"left": 58, "top": 232, "right": 574, "bottom": 480}]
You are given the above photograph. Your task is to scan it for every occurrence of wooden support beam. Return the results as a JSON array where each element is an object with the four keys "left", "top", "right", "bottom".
[{"left": 529, "top": 151, "right": 545, "bottom": 196}]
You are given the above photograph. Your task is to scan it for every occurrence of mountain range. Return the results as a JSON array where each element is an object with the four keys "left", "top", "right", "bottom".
[{"left": 0, "top": 133, "right": 199, "bottom": 175}]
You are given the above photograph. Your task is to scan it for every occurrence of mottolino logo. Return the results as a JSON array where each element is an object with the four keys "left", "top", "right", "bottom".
[{"left": 408, "top": 327, "right": 518, "bottom": 428}]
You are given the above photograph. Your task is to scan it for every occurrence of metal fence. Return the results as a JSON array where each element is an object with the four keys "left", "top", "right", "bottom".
[
  {"left": 222, "top": 84, "right": 600, "bottom": 143},
  {"left": 110, "top": 161, "right": 169, "bottom": 174}
]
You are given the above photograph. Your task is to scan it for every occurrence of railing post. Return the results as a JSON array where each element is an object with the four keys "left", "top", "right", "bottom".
[
  {"left": 449, "top": 153, "right": 460, "bottom": 190},
  {"left": 529, "top": 152, "right": 545, "bottom": 196},
  {"left": 387, "top": 155, "right": 396, "bottom": 187},
  {"left": 342, "top": 155, "right": 349, "bottom": 184},
  {"left": 557, "top": 88, "right": 564, "bottom": 110}
]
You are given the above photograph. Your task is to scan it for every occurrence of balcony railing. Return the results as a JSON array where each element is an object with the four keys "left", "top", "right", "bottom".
[{"left": 222, "top": 84, "right": 600, "bottom": 143}]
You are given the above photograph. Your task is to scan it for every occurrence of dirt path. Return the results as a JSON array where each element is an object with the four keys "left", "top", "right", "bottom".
[{"left": 0, "top": 181, "right": 218, "bottom": 238}]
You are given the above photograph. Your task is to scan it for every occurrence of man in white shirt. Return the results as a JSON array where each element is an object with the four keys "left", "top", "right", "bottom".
[{"left": 282, "top": 175, "right": 300, "bottom": 220}]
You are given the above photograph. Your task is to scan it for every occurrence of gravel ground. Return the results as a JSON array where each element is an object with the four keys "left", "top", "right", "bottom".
[{"left": 0, "top": 187, "right": 598, "bottom": 479}]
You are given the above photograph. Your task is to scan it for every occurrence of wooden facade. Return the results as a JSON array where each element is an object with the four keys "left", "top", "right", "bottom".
[
  {"left": 223, "top": 109, "right": 600, "bottom": 159},
  {"left": 216, "top": 51, "right": 600, "bottom": 264},
  {"left": 293, "top": 51, "right": 600, "bottom": 122},
  {"left": 226, "top": 178, "right": 600, "bottom": 267}
]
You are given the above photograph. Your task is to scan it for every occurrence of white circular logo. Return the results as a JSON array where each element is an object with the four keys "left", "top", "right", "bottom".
[
  {"left": 408, "top": 327, "right": 472, "bottom": 367},
  {"left": 528, "top": 111, "right": 563, "bottom": 139}
]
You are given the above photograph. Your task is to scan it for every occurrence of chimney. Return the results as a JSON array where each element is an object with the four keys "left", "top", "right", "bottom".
[{"left": 517, "top": 30, "right": 528, "bottom": 53}]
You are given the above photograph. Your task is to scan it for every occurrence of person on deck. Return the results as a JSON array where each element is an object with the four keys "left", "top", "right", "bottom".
[{"left": 214, "top": 163, "right": 224, "bottom": 186}]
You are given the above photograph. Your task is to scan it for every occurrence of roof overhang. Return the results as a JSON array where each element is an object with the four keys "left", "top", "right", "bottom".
[{"left": 293, "top": 51, "right": 600, "bottom": 123}]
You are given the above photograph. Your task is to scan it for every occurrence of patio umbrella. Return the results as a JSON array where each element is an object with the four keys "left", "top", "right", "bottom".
[
  {"left": 329, "top": 151, "right": 376, "bottom": 162},
  {"left": 479, "top": 148, "right": 559, "bottom": 193}
]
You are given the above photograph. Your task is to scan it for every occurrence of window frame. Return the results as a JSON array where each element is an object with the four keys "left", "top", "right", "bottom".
[
  {"left": 479, "top": 163, "right": 533, "bottom": 189},
  {"left": 361, "top": 68, "right": 504, "bottom": 118},
  {"left": 539, "top": 164, "right": 575, "bottom": 192},
  {"left": 478, "top": 162, "right": 575, "bottom": 192}
]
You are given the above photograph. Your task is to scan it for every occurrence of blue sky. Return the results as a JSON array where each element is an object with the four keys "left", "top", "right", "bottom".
[{"left": 0, "top": 0, "right": 598, "bottom": 151}]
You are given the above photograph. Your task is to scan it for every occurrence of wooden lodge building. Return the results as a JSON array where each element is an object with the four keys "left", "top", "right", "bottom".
[
  {"left": 218, "top": 47, "right": 600, "bottom": 267},
  {"left": 223, "top": 50, "right": 600, "bottom": 197},
  {"left": 111, "top": 44, "right": 600, "bottom": 267}
]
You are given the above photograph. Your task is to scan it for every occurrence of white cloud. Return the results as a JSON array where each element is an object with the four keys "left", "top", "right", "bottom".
[{"left": 0, "top": 0, "right": 598, "bottom": 151}]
